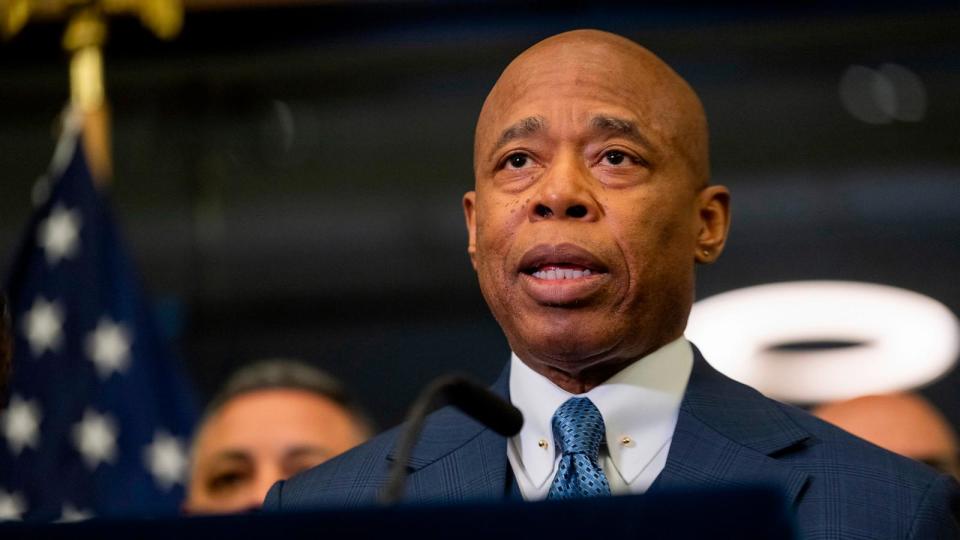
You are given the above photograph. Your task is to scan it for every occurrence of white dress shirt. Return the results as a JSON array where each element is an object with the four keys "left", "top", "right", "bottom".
[{"left": 506, "top": 337, "right": 693, "bottom": 500}]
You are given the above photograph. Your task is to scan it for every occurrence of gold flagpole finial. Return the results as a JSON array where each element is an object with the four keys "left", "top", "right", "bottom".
[
  {"left": 64, "top": 4, "right": 107, "bottom": 111},
  {"left": 4, "top": 0, "right": 184, "bottom": 184},
  {"left": 0, "top": 0, "right": 31, "bottom": 39},
  {"left": 135, "top": 0, "right": 183, "bottom": 40}
]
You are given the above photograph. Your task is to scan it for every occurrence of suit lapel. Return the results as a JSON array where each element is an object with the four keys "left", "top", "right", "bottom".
[
  {"left": 383, "top": 346, "right": 812, "bottom": 505},
  {"left": 386, "top": 367, "right": 511, "bottom": 501},
  {"left": 653, "top": 347, "right": 811, "bottom": 507}
]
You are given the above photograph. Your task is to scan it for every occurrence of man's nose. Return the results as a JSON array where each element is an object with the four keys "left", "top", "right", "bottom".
[
  {"left": 529, "top": 154, "right": 600, "bottom": 222},
  {"left": 249, "top": 469, "right": 282, "bottom": 510}
]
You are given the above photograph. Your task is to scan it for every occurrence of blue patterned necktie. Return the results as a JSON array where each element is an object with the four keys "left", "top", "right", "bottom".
[{"left": 547, "top": 397, "right": 612, "bottom": 499}]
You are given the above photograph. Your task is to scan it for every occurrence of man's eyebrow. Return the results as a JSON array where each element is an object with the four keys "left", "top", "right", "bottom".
[
  {"left": 489, "top": 116, "right": 547, "bottom": 158},
  {"left": 283, "top": 445, "right": 330, "bottom": 461},
  {"left": 281, "top": 445, "right": 331, "bottom": 473},
  {"left": 209, "top": 450, "right": 252, "bottom": 464},
  {"left": 590, "top": 116, "right": 654, "bottom": 150}
]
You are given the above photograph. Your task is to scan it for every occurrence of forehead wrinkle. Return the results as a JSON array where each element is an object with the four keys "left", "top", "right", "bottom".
[{"left": 489, "top": 115, "right": 547, "bottom": 160}]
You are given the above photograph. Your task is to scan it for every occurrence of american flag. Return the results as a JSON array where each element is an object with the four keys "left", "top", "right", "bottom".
[{"left": 0, "top": 119, "right": 198, "bottom": 522}]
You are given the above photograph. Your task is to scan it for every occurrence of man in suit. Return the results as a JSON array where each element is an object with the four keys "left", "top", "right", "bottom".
[{"left": 264, "top": 29, "right": 959, "bottom": 537}]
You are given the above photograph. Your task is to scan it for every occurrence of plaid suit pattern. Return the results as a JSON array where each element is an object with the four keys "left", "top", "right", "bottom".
[{"left": 266, "top": 347, "right": 960, "bottom": 538}]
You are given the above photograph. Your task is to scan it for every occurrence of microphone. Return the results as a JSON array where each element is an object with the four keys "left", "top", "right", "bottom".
[{"left": 380, "top": 374, "right": 523, "bottom": 504}]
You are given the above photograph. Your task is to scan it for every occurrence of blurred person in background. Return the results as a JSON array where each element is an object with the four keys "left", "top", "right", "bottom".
[
  {"left": 814, "top": 392, "right": 960, "bottom": 479},
  {"left": 184, "top": 360, "right": 372, "bottom": 514}
]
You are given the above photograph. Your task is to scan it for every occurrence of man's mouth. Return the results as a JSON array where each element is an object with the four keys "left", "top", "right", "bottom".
[
  {"left": 526, "top": 264, "right": 594, "bottom": 280},
  {"left": 516, "top": 244, "right": 609, "bottom": 306},
  {"left": 518, "top": 243, "right": 608, "bottom": 279}
]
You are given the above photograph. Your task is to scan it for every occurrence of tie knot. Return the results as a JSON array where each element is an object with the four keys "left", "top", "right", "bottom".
[{"left": 551, "top": 397, "right": 605, "bottom": 457}]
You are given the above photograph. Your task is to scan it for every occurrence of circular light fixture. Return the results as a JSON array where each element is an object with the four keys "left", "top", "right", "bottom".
[
  {"left": 685, "top": 281, "right": 960, "bottom": 404},
  {"left": 839, "top": 63, "right": 927, "bottom": 125}
]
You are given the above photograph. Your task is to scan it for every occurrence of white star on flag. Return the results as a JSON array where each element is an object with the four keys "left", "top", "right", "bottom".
[
  {"left": 143, "top": 430, "right": 188, "bottom": 491},
  {"left": 21, "top": 297, "right": 64, "bottom": 357},
  {"left": 57, "top": 503, "right": 94, "bottom": 523},
  {"left": 85, "top": 318, "right": 132, "bottom": 379},
  {"left": 72, "top": 409, "right": 118, "bottom": 470},
  {"left": 1, "top": 395, "right": 42, "bottom": 456},
  {"left": 0, "top": 489, "right": 26, "bottom": 521},
  {"left": 37, "top": 204, "right": 82, "bottom": 265}
]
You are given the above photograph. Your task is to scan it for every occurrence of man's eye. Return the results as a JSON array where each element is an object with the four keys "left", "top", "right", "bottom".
[
  {"left": 207, "top": 471, "right": 247, "bottom": 493},
  {"left": 602, "top": 151, "right": 628, "bottom": 166},
  {"left": 505, "top": 153, "right": 529, "bottom": 169}
]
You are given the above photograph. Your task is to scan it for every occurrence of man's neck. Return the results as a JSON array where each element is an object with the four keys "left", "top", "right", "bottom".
[
  {"left": 534, "top": 365, "right": 614, "bottom": 394},
  {"left": 517, "top": 337, "right": 682, "bottom": 394}
]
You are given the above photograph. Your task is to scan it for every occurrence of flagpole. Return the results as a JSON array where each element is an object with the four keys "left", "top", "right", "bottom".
[
  {"left": 1, "top": 0, "right": 185, "bottom": 187},
  {"left": 64, "top": 3, "right": 112, "bottom": 185}
]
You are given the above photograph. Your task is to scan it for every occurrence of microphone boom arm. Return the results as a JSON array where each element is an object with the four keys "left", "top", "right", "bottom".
[{"left": 380, "top": 374, "right": 523, "bottom": 505}]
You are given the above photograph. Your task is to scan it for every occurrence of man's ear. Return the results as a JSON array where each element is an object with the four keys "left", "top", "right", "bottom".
[
  {"left": 694, "top": 185, "right": 731, "bottom": 264},
  {"left": 463, "top": 191, "right": 479, "bottom": 270}
]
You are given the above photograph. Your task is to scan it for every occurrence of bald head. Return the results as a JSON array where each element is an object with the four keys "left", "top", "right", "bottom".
[
  {"left": 814, "top": 393, "right": 959, "bottom": 478},
  {"left": 463, "top": 29, "right": 730, "bottom": 393},
  {"left": 475, "top": 29, "right": 710, "bottom": 186}
]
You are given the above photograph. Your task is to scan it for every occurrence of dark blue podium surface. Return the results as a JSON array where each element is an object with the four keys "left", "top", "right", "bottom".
[{"left": 0, "top": 486, "right": 796, "bottom": 539}]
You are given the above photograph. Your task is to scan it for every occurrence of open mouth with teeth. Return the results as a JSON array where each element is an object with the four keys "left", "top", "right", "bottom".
[
  {"left": 518, "top": 244, "right": 608, "bottom": 281},
  {"left": 516, "top": 244, "right": 609, "bottom": 304},
  {"left": 519, "top": 257, "right": 607, "bottom": 305},
  {"left": 526, "top": 264, "right": 595, "bottom": 280}
]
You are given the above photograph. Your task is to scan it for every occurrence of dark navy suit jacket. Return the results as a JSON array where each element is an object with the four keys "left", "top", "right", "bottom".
[{"left": 264, "top": 349, "right": 960, "bottom": 538}]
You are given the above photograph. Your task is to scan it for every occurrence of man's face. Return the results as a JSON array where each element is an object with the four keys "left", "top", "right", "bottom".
[
  {"left": 464, "top": 32, "right": 728, "bottom": 389},
  {"left": 185, "top": 389, "right": 368, "bottom": 514}
]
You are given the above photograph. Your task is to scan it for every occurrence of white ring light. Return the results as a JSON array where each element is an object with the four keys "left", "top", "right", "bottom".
[{"left": 685, "top": 281, "right": 960, "bottom": 405}]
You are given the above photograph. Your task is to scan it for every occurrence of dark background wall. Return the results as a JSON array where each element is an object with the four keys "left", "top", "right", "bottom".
[{"left": 1, "top": 2, "right": 958, "bottom": 429}]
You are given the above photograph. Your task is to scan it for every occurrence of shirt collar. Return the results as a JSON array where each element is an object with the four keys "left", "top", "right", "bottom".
[{"left": 509, "top": 337, "right": 693, "bottom": 488}]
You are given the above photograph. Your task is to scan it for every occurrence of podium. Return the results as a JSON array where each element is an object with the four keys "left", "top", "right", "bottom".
[{"left": 0, "top": 486, "right": 796, "bottom": 539}]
